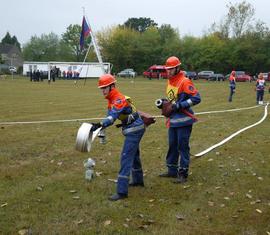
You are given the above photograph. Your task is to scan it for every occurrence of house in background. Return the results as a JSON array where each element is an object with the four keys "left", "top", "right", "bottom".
[{"left": 0, "top": 43, "right": 23, "bottom": 72}]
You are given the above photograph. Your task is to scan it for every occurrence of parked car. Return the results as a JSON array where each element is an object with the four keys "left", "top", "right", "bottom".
[
  {"left": 208, "top": 73, "right": 225, "bottom": 81},
  {"left": 117, "top": 68, "right": 136, "bottom": 78},
  {"left": 9, "top": 66, "right": 17, "bottom": 73},
  {"left": 262, "top": 72, "right": 270, "bottom": 81},
  {"left": 197, "top": 71, "right": 214, "bottom": 79},
  {"left": 143, "top": 65, "right": 167, "bottom": 79},
  {"left": 225, "top": 71, "right": 251, "bottom": 82},
  {"left": 185, "top": 71, "right": 198, "bottom": 80}
]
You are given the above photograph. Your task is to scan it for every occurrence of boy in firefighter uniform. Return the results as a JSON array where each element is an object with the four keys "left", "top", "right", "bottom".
[
  {"left": 228, "top": 71, "right": 236, "bottom": 102},
  {"left": 91, "top": 74, "right": 145, "bottom": 201},
  {"left": 256, "top": 73, "right": 266, "bottom": 104},
  {"left": 158, "top": 56, "right": 201, "bottom": 183}
]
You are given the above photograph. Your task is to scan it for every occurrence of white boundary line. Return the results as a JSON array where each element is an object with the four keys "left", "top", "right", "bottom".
[
  {"left": 194, "top": 103, "right": 269, "bottom": 157},
  {"left": 0, "top": 105, "right": 262, "bottom": 125}
]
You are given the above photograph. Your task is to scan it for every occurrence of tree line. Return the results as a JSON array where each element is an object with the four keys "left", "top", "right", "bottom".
[{"left": 2, "top": 1, "right": 270, "bottom": 75}]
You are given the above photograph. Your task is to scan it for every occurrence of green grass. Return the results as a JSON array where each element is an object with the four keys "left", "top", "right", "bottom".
[{"left": 0, "top": 76, "right": 269, "bottom": 234}]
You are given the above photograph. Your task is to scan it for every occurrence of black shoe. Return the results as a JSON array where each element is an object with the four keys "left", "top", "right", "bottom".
[
  {"left": 129, "top": 182, "right": 144, "bottom": 187},
  {"left": 108, "top": 193, "right": 127, "bottom": 201},
  {"left": 159, "top": 172, "right": 177, "bottom": 178},
  {"left": 173, "top": 175, "right": 188, "bottom": 184}
]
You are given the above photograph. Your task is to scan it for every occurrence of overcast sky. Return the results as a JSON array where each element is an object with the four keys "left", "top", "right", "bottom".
[{"left": 1, "top": 0, "right": 269, "bottom": 46}]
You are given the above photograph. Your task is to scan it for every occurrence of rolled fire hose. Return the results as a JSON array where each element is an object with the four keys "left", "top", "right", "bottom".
[{"left": 75, "top": 123, "right": 102, "bottom": 152}]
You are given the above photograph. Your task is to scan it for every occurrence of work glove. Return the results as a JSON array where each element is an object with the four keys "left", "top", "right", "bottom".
[
  {"left": 172, "top": 102, "right": 182, "bottom": 112},
  {"left": 161, "top": 100, "right": 173, "bottom": 118},
  {"left": 90, "top": 122, "right": 102, "bottom": 132}
]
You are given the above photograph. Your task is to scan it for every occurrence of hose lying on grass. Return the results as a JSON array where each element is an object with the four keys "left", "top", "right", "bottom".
[
  {"left": 0, "top": 103, "right": 268, "bottom": 158},
  {"left": 0, "top": 104, "right": 262, "bottom": 125},
  {"left": 193, "top": 102, "right": 269, "bottom": 158}
]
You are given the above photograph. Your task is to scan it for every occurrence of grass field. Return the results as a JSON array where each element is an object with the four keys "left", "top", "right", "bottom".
[{"left": 0, "top": 76, "right": 269, "bottom": 235}]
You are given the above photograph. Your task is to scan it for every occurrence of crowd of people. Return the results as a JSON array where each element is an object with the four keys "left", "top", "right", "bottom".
[{"left": 29, "top": 67, "right": 81, "bottom": 83}]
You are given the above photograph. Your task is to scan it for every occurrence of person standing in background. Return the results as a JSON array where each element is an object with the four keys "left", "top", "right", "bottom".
[
  {"left": 256, "top": 73, "right": 266, "bottom": 104},
  {"left": 228, "top": 70, "right": 236, "bottom": 102}
]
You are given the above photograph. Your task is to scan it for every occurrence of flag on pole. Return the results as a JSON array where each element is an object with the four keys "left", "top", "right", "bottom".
[{"left": 80, "top": 16, "right": 91, "bottom": 50}]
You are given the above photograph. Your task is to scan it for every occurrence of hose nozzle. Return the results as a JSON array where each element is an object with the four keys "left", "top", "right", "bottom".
[{"left": 155, "top": 98, "right": 164, "bottom": 109}]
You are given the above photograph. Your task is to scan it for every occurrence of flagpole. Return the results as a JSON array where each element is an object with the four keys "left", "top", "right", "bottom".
[
  {"left": 80, "top": 8, "right": 106, "bottom": 86},
  {"left": 81, "top": 7, "right": 90, "bottom": 85},
  {"left": 86, "top": 16, "right": 105, "bottom": 74}
]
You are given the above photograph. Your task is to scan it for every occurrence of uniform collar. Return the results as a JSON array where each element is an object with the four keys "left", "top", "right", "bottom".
[
  {"left": 169, "top": 71, "right": 185, "bottom": 81},
  {"left": 106, "top": 88, "right": 120, "bottom": 101}
]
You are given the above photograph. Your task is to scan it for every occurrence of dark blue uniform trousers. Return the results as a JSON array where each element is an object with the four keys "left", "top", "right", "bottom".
[
  {"left": 117, "top": 128, "right": 145, "bottom": 195},
  {"left": 166, "top": 125, "right": 193, "bottom": 176},
  {"left": 256, "top": 90, "right": 264, "bottom": 103},
  {"left": 228, "top": 86, "right": 235, "bottom": 102}
]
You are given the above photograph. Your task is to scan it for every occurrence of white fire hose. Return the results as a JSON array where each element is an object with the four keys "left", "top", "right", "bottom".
[
  {"left": 75, "top": 123, "right": 102, "bottom": 152},
  {"left": 194, "top": 102, "right": 269, "bottom": 157}
]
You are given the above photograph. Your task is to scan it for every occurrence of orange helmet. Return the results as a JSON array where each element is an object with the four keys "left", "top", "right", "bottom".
[
  {"left": 98, "top": 74, "right": 116, "bottom": 88},
  {"left": 165, "top": 56, "right": 181, "bottom": 69}
]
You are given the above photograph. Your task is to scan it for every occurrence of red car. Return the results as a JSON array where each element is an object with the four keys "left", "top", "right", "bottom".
[
  {"left": 143, "top": 65, "right": 168, "bottom": 79},
  {"left": 235, "top": 71, "right": 251, "bottom": 82},
  {"left": 226, "top": 71, "right": 251, "bottom": 82}
]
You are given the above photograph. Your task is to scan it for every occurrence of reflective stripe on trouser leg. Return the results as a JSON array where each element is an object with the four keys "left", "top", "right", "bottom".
[
  {"left": 117, "top": 129, "right": 145, "bottom": 195},
  {"left": 177, "top": 125, "right": 192, "bottom": 169},
  {"left": 166, "top": 127, "right": 179, "bottom": 176},
  {"left": 131, "top": 148, "right": 143, "bottom": 184}
]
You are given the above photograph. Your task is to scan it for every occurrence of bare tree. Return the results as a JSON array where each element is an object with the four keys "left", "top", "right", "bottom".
[{"left": 226, "top": 1, "right": 255, "bottom": 38}]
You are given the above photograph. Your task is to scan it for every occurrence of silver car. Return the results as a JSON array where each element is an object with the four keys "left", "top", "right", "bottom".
[
  {"left": 117, "top": 69, "right": 136, "bottom": 78},
  {"left": 198, "top": 71, "right": 214, "bottom": 79}
]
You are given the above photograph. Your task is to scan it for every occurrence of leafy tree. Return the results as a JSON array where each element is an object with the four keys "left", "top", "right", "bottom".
[
  {"left": 97, "top": 26, "right": 139, "bottom": 73},
  {"left": 61, "top": 24, "right": 91, "bottom": 62},
  {"left": 180, "top": 36, "right": 200, "bottom": 71},
  {"left": 22, "top": 33, "right": 61, "bottom": 61},
  {"left": 1, "top": 32, "right": 12, "bottom": 44},
  {"left": 158, "top": 24, "right": 181, "bottom": 62},
  {"left": 1, "top": 32, "right": 21, "bottom": 50},
  {"left": 97, "top": 24, "right": 181, "bottom": 73},
  {"left": 123, "top": 17, "right": 158, "bottom": 32},
  {"left": 134, "top": 26, "right": 162, "bottom": 72}
]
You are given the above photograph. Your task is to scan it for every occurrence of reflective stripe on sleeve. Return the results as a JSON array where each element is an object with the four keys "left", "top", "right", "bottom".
[{"left": 186, "top": 99, "right": 193, "bottom": 106}]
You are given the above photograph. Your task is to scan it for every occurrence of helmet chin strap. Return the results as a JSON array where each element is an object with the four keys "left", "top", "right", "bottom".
[
  {"left": 109, "top": 84, "right": 115, "bottom": 92},
  {"left": 174, "top": 66, "right": 181, "bottom": 75},
  {"left": 168, "top": 66, "right": 181, "bottom": 78}
]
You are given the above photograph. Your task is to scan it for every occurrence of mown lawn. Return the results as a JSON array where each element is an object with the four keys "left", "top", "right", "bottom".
[{"left": 0, "top": 76, "right": 269, "bottom": 234}]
